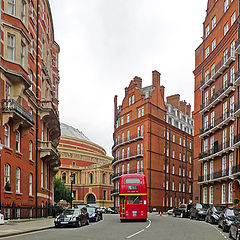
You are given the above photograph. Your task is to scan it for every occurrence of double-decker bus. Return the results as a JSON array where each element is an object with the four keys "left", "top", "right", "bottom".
[{"left": 119, "top": 174, "right": 147, "bottom": 222}]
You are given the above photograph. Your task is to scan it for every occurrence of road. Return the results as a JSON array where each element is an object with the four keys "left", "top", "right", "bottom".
[{"left": 1, "top": 214, "right": 230, "bottom": 240}]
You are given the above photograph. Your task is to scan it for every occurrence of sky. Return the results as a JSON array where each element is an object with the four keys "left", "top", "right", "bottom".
[{"left": 49, "top": 0, "right": 208, "bottom": 156}]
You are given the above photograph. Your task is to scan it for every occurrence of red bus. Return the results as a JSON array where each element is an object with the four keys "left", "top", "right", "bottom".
[{"left": 119, "top": 174, "right": 147, "bottom": 221}]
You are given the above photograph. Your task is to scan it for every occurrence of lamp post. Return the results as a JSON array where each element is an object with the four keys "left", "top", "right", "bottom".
[{"left": 70, "top": 174, "right": 74, "bottom": 209}]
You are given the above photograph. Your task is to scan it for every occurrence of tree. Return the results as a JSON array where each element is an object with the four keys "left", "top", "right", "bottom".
[{"left": 53, "top": 177, "right": 71, "bottom": 203}]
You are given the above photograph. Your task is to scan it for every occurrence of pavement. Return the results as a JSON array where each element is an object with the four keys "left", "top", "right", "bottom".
[{"left": 0, "top": 217, "right": 54, "bottom": 238}]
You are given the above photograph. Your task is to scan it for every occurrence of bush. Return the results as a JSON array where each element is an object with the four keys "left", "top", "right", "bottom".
[
  {"left": 234, "top": 198, "right": 240, "bottom": 205},
  {"left": 5, "top": 181, "right": 11, "bottom": 191}
]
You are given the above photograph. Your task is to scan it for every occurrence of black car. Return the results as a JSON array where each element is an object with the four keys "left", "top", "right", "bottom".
[
  {"left": 173, "top": 204, "right": 192, "bottom": 218},
  {"left": 189, "top": 203, "right": 210, "bottom": 220},
  {"left": 54, "top": 208, "right": 89, "bottom": 228},
  {"left": 218, "top": 208, "right": 240, "bottom": 232},
  {"left": 205, "top": 205, "right": 226, "bottom": 224},
  {"left": 87, "top": 207, "right": 101, "bottom": 222},
  {"left": 229, "top": 216, "right": 240, "bottom": 239}
]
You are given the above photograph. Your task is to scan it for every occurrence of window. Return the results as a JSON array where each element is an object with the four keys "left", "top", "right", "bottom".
[
  {"left": 209, "top": 186, "right": 213, "bottom": 204},
  {"left": 122, "top": 132, "right": 125, "bottom": 143},
  {"left": 127, "top": 130, "right": 130, "bottom": 141},
  {"left": 230, "top": 124, "right": 234, "bottom": 147},
  {"left": 224, "top": 22, "right": 229, "bottom": 35},
  {"left": 132, "top": 95, "right": 135, "bottom": 104},
  {"left": 102, "top": 173, "right": 106, "bottom": 184},
  {"left": 211, "top": 39, "right": 216, "bottom": 51},
  {"left": 122, "top": 165, "right": 124, "bottom": 174},
  {"left": 172, "top": 150, "right": 175, "bottom": 158},
  {"left": 203, "top": 187, "right": 207, "bottom": 203},
  {"left": 137, "top": 161, "right": 139, "bottom": 173},
  {"left": 222, "top": 184, "right": 226, "bottom": 204},
  {"left": 4, "top": 164, "right": 11, "bottom": 186},
  {"left": 29, "top": 141, "right": 33, "bottom": 160},
  {"left": 230, "top": 66, "right": 235, "bottom": 83},
  {"left": 141, "top": 125, "right": 144, "bottom": 136},
  {"left": 222, "top": 128, "right": 227, "bottom": 149},
  {"left": 189, "top": 170, "right": 191, "bottom": 178},
  {"left": 29, "top": 173, "right": 33, "bottom": 196},
  {"left": 127, "top": 147, "right": 130, "bottom": 158},
  {"left": 90, "top": 173, "right": 93, "bottom": 184},
  {"left": 172, "top": 181, "right": 175, "bottom": 191},
  {"left": 21, "top": 1, "right": 26, "bottom": 23},
  {"left": 179, "top": 167, "right": 181, "bottom": 176},
  {"left": 41, "top": 161, "right": 44, "bottom": 188},
  {"left": 204, "top": 115, "right": 208, "bottom": 130},
  {"left": 229, "top": 153, "right": 234, "bottom": 175},
  {"left": 166, "top": 180, "right": 169, "bottom": 190},
  {"left": 16, "top": 130, "right": 20, "bottom": 152},
  {"left": 230, "top": 41, "right": 235, "bottom": 56},
  {"left": 183, "top": 139, "right": 186, "bottom": 147},
  {"left": 7, "top": 0, "right": 15, "bottom": 15},
  {"left": 129, "top": 97, "right": 131, "bottom": 106},
  {"left": 204, "top": 90, "right": 209, "bottom": 107},
  {"left": 179, "top": 183, "right": 181, "bottom": 192},
  {"left": 204, "top": 163, "right": 208, "bottom": 181},
  {"left": 212, "top": 16, "right": 216, "bottom": 29},
  {"left": 42, "top": 2, "right": 45, "bottom": 20},
  {"left": 127, "top": 114, "right": 130, "bottom": 123},
  {"left": 7, "top": 33, "right": 15, "bottom": 61},
  {"left": 205, "top": 46, "right": 210, "bottom": 58},
  {"left": 183, "top": 183, "right": 185, "bottom": 193},
  {"left": 224, "top": 0, "right": 229, "bottom": 12},
  {"left": 223, "top": 101, "right": 228, "bottom": 120},
  {"left": 172, "top": 165, "right": 175, "bottom": 174},
  {"left": 229, "top": 182, "right": 233, "bottom": 203},
  {"left": 211, "top": 63, "right": 215, "bottom": 76},
  {"left": 231, "top": 12, "right": 236, "bottom": 26},
  {"left": 179, "top": 152, "right": 181, "bottom": 160},
  {"left": 210, "top": 161, "right": 214, "bottom": 180},
  {"left": 121, "top": 117, "right": 124, "bottom": 125},
  {"left": 127, "top": 163, "right": 130, "bottom": 173},
  {"left": 4, "top": 124, "right": 10, "bottom": 147},
  {"left": 172, "top": 134, "right": 175, "bottom": 142},
  {"left": 30, "top": 1, "right": 34, "bottom": 19},
  {"left": 204, "top": 139, "right": 208, "bottom": 152},
  {"left": 45, "top": 165, "right": 48, "bottom": 189},
  {"left": 16, "top": 168, "right": 20, "bottom": 193},
  {"left": 205, "top": 24, "right": 210, "bottom": 38},
  {"left": 138, "top": 107, "right": 144, "bottom": 118},
  {"left": 103, "top": 190, "right": 107, "bottom": 200},
  {"left": 222, "top": 156, "right": 227, "bottom": 175},
  {"left": 62, "top": 173, "right": 66, "bottom": 183},
  {"left": 179, "top": 137, "right": 182, "bottom": 145},
  {"left": 122, "top": 149, "right": 124, "bottom": 159},
  {"left": 30, "top": 36, "right": 34, "bottom": 55}
]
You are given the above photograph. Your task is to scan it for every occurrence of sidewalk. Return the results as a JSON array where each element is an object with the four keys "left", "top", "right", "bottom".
[{"left": 0, "top": 218, "right": 54, "bottom": 238}]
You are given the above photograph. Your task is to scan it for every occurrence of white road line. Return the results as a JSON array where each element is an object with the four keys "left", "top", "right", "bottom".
[{"left": 126, "top": 219, "right": 151, "bottom": 239}]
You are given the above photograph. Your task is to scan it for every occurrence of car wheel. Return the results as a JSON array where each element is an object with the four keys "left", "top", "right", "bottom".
[{"left": 55, "top": 224, "right": 60, "bottom": 228}]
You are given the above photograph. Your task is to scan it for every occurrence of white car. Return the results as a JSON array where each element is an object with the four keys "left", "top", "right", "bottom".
[
  {"left": 0, "top": 213, "right": 4, "bottom": 225},
  {"left": 167, "top": 209, "right": 174, "bottom": 215}
]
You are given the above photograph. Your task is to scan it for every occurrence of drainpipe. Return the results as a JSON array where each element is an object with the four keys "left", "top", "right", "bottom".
[{"left": 35, "top": 0, "right": 39, "bottom": 218}]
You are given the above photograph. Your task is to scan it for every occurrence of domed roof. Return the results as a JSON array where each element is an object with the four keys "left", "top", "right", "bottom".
[{"left": 60, "top": 123, "right": 90, "bottom": 141}]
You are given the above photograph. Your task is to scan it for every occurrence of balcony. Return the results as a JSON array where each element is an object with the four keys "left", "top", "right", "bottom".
[
  {"left": 2, "top": 99, "right": 34, "bottom": 128},
  {"left": 112, "top": 134, "right": 144, "bottom": 152},
  {"left": 200, "top": 81, "right": 234, "bottom": 114},
  {"left": 112, "top": 151, "right": 144, "bottom": 167},
  {"left": 235, "top": 38, "right": 240, "bottom": 54},
  {"left": 198, "top": 168, "right": 231, "bottom": 184},
  {"left": 224, "top": 50, "right": 235, "bottom": 67},
  {"left": 199, "top": 110, "right": 234, "bottom": 138},
  {"left": 199, "top": 140, "right": 234, "bottom": 162}
]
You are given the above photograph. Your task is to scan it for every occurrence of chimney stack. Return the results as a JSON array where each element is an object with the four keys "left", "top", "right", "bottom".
[
  {"left": 152, "top": 70, "right": 161, "bottom": 87},
  {"left": 134, "top": 76, "right": 142, "bottom": 88},
  {"left": 160, "top": 85, "right": 165, "bottom": 100}
]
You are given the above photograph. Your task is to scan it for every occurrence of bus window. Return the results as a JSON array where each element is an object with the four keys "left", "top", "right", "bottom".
[
  {"left": 127, "top": 196, "right": 142, "bottom": 204},
  {"left": 126, "top": 178, "right": 141, "bottom": 184}
]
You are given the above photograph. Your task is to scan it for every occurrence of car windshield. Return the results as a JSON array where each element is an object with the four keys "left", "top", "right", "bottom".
[
  {"left": 202, "top": 204, "right": 210, "bottom": 210},
  {"left": 226, "top": 209, "right": 237, "bottom": 216},
  {"left": 87, "top": 208, "right": 96, "bottom": 213},
  {"left": 63, "top": 209, "right": 75, "bottom": 215},
  {"left": 214, "top": 206, "right": 225, "bottom": 212}
]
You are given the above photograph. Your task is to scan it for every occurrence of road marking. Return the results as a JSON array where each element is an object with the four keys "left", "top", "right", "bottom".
[{"left": 126, "top": 219, "right": 151, "bottom": 239}]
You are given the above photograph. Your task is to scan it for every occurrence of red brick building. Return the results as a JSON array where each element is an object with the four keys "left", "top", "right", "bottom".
[
  {"left": 112, "top": 71, "right": 193, "bottom": 211},
  {"left": 57, "top": 123, "right": 114, "bottom": 208},
  {"left": 193, "top": 0, "right": 240, "bottom": 205},
  {"left": 0, "top": 0, "right": 60, "bottom": 218}
]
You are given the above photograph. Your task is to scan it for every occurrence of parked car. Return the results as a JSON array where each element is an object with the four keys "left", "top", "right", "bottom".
[
  {"left": 77, "top": 205, "right": 87, "bottom": 209},
  {"left": 87, "top": 207, "right": 101, "bottom": 222},
  {"left": 54, "top": 208, "right": 89, "bottom": 228},
  {"left": 218, "top": 208, "right": 240, "bottom": 232},
  {"left": 205, "top": 205, "right": 226, "bottom": 224},
  {"left": 0, "top": 212, "right": 4, "bottom": 225},
  {"left": 106, "top": 207, "right": 119, "bottom": 214},
  {"left": 173, "top": 204, "right": 192, "bottom": 218},
  {"left": 229, "top": 216, "right": 240, "bottom": 239},
  {"left": 87, "top": 204, "right": 99, "bottom": 208},
  {"left": 189, "top": 203, "right": 210, "bottom": 220},
  {"left": 99, "top": 207, "right": 106, "bottom": 213},
  {"left": 167, "top": 209, "right": 173, "bottom": 215}
]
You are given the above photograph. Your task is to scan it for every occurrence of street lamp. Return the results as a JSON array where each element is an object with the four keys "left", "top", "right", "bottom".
[{"left": 70, "top": 174, "right": 74, "bottom": 209}]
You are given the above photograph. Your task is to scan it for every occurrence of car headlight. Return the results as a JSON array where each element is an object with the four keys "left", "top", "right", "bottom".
[
  {"left": 198, "top": 211, "right": 204, "bottom": 214},
  {"left": 71, "top": 216, "right": 76, "bottom": 221},
  {"left": 92, "top": 213, "right": 96, "bottom": 217}
]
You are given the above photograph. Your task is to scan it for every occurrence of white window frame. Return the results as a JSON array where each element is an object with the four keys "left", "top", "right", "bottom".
[
  {"left": 16, "top": 130, "right": 21, "bottom": 152},
  {"left": 7, "top": 33, "right": 15, "bottom": 61},
  {"left": 16, "top": 167, "right": 20, "bottom": 193},
  {"left": 29, "top": 173, "right": 33, "bottom": 196}
]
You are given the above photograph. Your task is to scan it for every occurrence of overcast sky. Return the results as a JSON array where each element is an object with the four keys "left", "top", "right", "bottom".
[{"left": 49, "top": 0, "right": 208, "bottom": 156}]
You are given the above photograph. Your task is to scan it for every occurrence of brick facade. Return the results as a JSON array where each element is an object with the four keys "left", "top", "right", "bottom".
[
  {"left": 193, "top": 0, "right": 240, "bottom": 206},
  {"left": 112, "top": 71, "right": 193, "bottom": 211},
  {"left": 0, "top": 0, "right": 60, "bottom": 218}
]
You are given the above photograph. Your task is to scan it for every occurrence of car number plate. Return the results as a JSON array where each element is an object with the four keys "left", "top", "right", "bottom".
[
  {"left": 60, "top": 222, "right": 68, "bottom": 224},
  {"left": 132, "top": 211, "right": 137, "bottom": 216}
]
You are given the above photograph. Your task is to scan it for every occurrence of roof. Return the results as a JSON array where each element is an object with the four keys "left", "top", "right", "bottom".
[
  {"left": 140, "top": 85, "right": 154, "bottom": 99},
  {"left": 60, "top": 123, "right": 90, "bottom": 141}
]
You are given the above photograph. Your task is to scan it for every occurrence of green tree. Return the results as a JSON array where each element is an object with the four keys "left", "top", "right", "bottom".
[{"left": 53, "top": 177, "right": 71, "bottom": 203}]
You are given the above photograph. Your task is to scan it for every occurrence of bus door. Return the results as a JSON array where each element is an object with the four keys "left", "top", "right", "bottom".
[{"left": 120, "top": 196, "right": 126, "bottom": 218}]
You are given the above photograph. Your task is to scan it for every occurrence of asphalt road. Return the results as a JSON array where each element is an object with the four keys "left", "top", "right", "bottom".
[{"left": 1, "top": 214, "right": 231, "bottom": 240}]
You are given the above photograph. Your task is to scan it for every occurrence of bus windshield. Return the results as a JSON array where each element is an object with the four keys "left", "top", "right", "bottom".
[{"left": 127, "top": 196, "right": 142, "bottom": 204}]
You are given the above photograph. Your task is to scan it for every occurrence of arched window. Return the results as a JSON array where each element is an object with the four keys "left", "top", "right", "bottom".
[
  {"left": 90, "top": 173, "right": 93, "bottom": 184},
  {"left": 102, "top": 173, "right": 106, "bottom": 184},
  {"left": 62, "top": 172, "right": 66, "bottom": 183}
]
